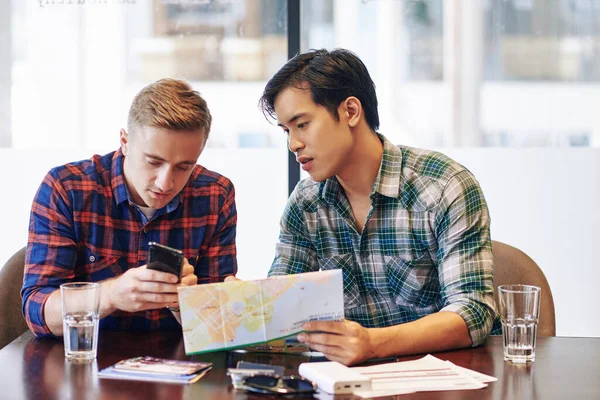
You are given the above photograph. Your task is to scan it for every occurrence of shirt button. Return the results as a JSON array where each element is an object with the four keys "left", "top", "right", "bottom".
[{"left": 89, "top": 255, "right": 96, "bottom": 262}]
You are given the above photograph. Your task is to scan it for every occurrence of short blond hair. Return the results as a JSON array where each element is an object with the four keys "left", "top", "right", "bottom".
[{"left": 127, "top": 78, "right": 212, "bottom": 139}]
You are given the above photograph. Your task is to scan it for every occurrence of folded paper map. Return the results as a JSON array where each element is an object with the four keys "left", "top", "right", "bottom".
[{"left": 177, "top": 270, "right": 344, "bottom": 354}]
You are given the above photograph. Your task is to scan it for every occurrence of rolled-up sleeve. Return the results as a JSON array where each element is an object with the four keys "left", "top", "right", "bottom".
[
  {"left": 434, "top": 170, "right": 497, "bottom": 346},
  {"left": 21, "top": 173, "right": 77, "bottom": 338}
]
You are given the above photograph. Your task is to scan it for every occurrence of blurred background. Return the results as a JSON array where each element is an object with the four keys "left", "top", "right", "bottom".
[{"left": 1, "top": 0, "right": 599, "bottom": 337}]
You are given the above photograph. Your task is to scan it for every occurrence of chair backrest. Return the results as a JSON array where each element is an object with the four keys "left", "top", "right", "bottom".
[
  {"left": 0, "top": 247, "right": 28, "bottom": 349},
  {"left": 492, "top": 240, "right": 556, "bottom": 336}
]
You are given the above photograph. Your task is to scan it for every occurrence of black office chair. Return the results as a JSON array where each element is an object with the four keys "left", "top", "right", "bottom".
[
  {"left": 0, "top": 247, "right": 28, "bottom": 349},
  {"left": 492, "top": 241, "right": 556, "bottom": 336}
]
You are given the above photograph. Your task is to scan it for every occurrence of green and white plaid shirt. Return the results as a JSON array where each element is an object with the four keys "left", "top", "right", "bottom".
[{"left": 269, "top": 134, "right": 500, "bottom": 346}]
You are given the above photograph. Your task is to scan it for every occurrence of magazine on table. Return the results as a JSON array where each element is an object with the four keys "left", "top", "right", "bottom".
[{"left": 98, "top": 356, "right": 212, "bottom": 384}]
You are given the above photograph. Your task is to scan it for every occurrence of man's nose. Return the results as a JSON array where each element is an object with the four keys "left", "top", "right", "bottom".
[
  {"left": 155, "top": 167, "right": 174, "bottom": 192},
  {"left": 288, "top": 131, "right": 304, "bottom": 153}
]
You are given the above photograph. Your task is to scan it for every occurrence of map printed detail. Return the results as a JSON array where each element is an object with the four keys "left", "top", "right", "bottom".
[{"left": 177, "top": 270, "right": 344, "bottom": 354}]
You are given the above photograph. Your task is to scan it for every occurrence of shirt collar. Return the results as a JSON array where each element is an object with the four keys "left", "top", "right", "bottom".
[
  {"left": 320, "top": 175, "right": 342, "bottom": 205},
  {"left": 371, "top": 133, "right": 403, "bottom": 198},
  {"left": 111, "top": 148, "right": 130, "bottom": 205},
  {"left": 320, "top": 133, "right": 402, "bottom": 204}
]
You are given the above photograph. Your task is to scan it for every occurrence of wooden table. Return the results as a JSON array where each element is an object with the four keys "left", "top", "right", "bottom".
[{"left": 0, "top": 330, "right": 598, "bottom": 399}]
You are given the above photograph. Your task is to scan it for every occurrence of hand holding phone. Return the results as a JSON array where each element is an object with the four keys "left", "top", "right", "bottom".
[{"left": 147, "top": 242, "right": 184, "bottom": 282}]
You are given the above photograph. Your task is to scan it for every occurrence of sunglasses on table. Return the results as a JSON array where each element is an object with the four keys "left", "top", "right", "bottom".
[{"left": 241, "top": 374, "right": 317, "bottom": 395}]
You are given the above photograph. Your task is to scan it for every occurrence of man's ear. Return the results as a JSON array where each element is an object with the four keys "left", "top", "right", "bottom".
[
  {"left": 119, "top": 129, "right": 129, "bottom": 156},
  {"left": 342, "top": 97, "right": 362, "bottom": 128}
]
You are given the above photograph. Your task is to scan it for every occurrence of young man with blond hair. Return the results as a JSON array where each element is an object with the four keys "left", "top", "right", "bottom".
[
  {"left": 260, "top": 49, "right": 501, "bottom": 365},
  {"left": 22, "top": 79, "right": 237, "bottom": 337}
]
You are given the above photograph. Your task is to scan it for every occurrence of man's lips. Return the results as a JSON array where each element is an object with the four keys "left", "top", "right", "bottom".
[
  {"left": 296, "top": 156, "right": 313, "bottom": 164},
  {"left": 297, "top": 156, "right": 314, "bottom": 171},
  {"left": 150, "top": 190, "right": 171, "bottom": 197}
]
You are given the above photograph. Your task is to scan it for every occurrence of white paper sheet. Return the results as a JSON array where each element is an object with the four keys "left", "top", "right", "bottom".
[
  {"left": 445, "top": 361, "right": 498, "bottom": 383},
  {"left": 351, "top": 355, "right": 490, "bottom": 398}
]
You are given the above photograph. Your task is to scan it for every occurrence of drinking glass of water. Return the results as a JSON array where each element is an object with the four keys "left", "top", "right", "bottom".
[
  {"left": 60, "top": 282, "right": 101, "bottom": 361},
  {"left": 498, "top": 284, "right": 541, "bottom": 364}
]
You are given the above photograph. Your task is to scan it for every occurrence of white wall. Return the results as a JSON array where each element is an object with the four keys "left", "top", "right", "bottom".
[{"left": 1, "top": 148, "right": 599, "bottom": 338}]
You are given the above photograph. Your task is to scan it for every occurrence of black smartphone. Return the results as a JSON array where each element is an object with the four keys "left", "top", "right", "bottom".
[{"left": 147, "top": 242, "right": 184, "bottom": 281}]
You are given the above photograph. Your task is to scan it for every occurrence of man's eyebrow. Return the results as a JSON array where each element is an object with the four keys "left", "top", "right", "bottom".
[
  {"left": 144, "top": 153, "right": 196, "bottom": 165},
  {"left": 277, "top": 112, "right": 307, "bottom": 127}
]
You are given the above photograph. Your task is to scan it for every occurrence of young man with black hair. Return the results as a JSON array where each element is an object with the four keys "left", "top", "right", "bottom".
[{"left": 259, "top": 48, "right": 500, "bottom": 366}]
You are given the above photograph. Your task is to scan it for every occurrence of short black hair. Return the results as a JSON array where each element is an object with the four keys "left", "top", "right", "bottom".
[{"left": 259, "top": 48, "right": 379, "bottom": 131}]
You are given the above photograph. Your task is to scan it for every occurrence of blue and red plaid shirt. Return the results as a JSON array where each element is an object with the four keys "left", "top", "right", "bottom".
[{"left": 22, "top": 149, "right": 237, "bottom": 337}]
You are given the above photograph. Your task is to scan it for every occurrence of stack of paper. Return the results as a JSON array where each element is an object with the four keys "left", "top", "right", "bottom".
[
  {"left": 98, "top": 356, "right": 212, "bottom": 384},
  {"left": 302, "top": 355, "right": 496, "bottom": 398},
  {"left": 350, "top": 355, "right": 497, "bottom": 398}
]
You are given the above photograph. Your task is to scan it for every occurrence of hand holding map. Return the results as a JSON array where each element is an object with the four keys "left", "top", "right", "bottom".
[{"left": 177, "top": 270, "right": 344, "bottom": 354}]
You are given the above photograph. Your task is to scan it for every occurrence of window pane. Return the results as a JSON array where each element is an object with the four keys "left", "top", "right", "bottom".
[
  {"left": 482, "top": 0, "right": 600, "bottom": 147},
  {"left": 485, "top": 0, "right": 600, "bottom": 81}
]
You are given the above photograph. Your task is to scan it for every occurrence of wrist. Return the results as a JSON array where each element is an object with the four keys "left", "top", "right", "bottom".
[
  {"left": 366, "top": 328, "right": 378, "bottom": 359},
  {"left": 367, "top": 327, "right": 392, "bottom": 360},
  {"left": 100, "top": 279, "right": 117, "bottom": 315}
]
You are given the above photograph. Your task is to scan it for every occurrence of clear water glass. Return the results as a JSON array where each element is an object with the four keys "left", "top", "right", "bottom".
[
  {"left": 498, "top": 284, "right": 541, "bottom": 364},
  {"left": 60, "top": 282, "right": 101, "bottom": 361}
]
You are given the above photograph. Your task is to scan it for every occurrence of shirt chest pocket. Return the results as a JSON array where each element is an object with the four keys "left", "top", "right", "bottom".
[
  {"left": 77, "top": 248, "right": 124, "bottom": 281},
  {"left": 384, "top": 253, "right": 440, "bottom": 308},
  {"left": 317, "top": 254, "right": 362, "bottom": 310}
]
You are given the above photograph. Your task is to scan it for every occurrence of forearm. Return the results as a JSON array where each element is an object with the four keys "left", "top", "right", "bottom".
[
  {"left": 42, "top": 291, "right": 65, "bottom": 336},
  {"left": 368, "top": 311, "right": 472, "bottom": 359},
  {"left": 43, "top": 280, "right": 118, "bottom": 336}
]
